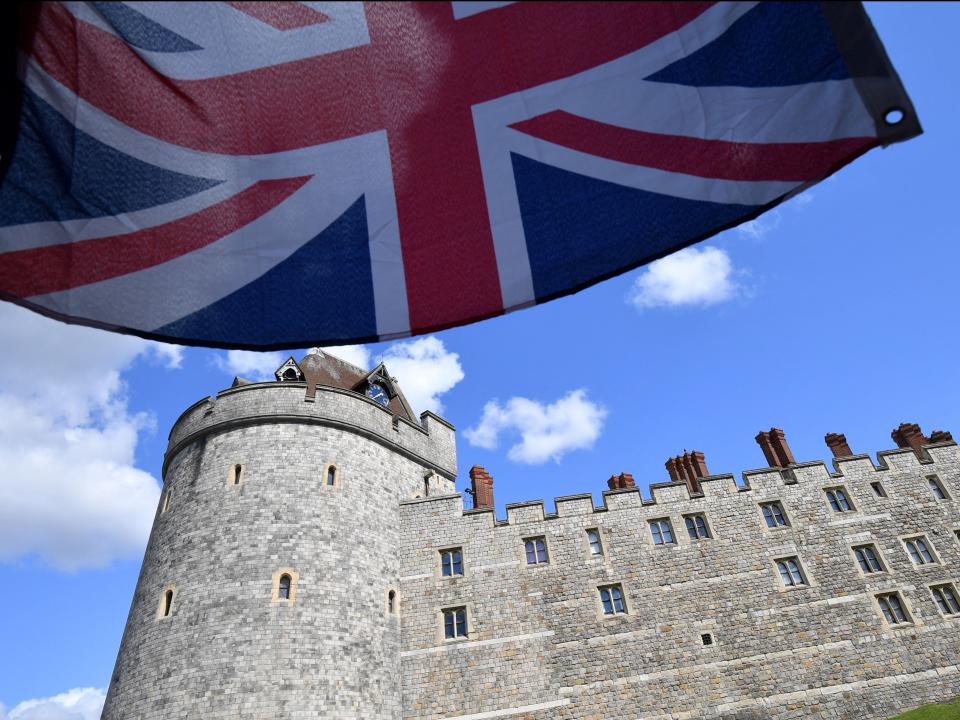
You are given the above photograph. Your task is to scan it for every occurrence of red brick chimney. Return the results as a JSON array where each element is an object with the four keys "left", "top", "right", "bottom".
[
  {"left": 930, "top": 429, "right": 955, "bottom": 444},
  {"left": 607, "top": 472, "right": 636, "bottom": 490},
  {"left": 468, "top": 465, "right": 494, "bottom": 509},
  {"left": 665, "top": 451, "right": 709, "bottom": 494},
  {"left": 756, "top": 428, "right": 795, "bottom": 468},
  {"left": 891, "top": 422, "right": 929, "bottom": 458},
  {"left": 824, "top": 432, "right": 853, "bottom": 458}
]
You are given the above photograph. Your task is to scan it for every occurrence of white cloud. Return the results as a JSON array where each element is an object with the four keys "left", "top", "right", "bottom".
[
  {"left": 0, "top": 304, "right": 163, "bottom": 570},
  {"left": 465, "top": 389, "right": 606, "bottom": 464},
  {"left": 319, "top": 344, "right": 370, "bottom": 370},
  {"left": 215, "top": 350, "right": 285, "bottom": 381},
  {"left": 149, "top": 342, "right": 184, "bottom": 369},
  {"left": 737, "top": 208, "right": 782, "bottom": 240},
  {"left": 379, "top": 337, "right": 463, "bottom": 415},
  {"left": 628, "top": 246, "right": 737, "bottom": 309},
  {"left": 3, "top": 687, "right": 105, "bottom": 720}
]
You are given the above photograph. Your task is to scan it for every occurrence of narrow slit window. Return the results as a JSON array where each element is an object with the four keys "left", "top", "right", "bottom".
[
  {"left": 424, "top": 477, "right": 430, "bottom": 497},
  {"left": 524, "top": 537, "right": 549, "bottom": 565},
  {"left": 587, "top": 529, "right": 603, "bottom": 556},
  {"left": 278, "top": 574, "right": 292, "bottom": 600},
  {"left": 388, "top": 589, "right": 397, "bottom": 614},
  {"left": 232, "top": 465, "right": 242, "bottom": 485},
  {"left": 162, "top": 589, "right": 173, "bottom": 618},
  {"left": 931, "top": 584, "right": 960, "bottom": 616},
  {"left": 442, "top": 606, "right": 467, "bottom": 639},
  {"left": 326, "top": 466, "right": 336, "bottom": 487},
  {"left": 162, "top": 489, "right": 172, "bottom": 513},
  {"left": 599, "top": 585, "right": 626, "bottom": 615},
  {"left": 877, "top": 592, "right": 910, "bottom": 625},
  {"left": 870, "top": 481, "right": 888, "bottom": 498},
  {"left": 928, "top": 475, "right": 948, "bottom": 500}
]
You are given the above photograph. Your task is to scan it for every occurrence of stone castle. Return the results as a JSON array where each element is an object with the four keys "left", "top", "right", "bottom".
[{"left": 103, "top": 350, "right": 960, "bottom": 720}]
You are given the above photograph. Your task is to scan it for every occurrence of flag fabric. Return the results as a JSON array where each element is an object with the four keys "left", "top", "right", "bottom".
[{"left": 0, "top": 2, "right": 920, "bottom": 349}]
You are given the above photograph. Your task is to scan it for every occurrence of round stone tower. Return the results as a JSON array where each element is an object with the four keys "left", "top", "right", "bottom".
[{"left": 102, "top": 350, "right": 457, "bottom": 719}]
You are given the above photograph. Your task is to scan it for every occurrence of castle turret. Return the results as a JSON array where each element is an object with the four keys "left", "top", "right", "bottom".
[{"left": 102, "top": 349, "right": 456, "bottom": 719}]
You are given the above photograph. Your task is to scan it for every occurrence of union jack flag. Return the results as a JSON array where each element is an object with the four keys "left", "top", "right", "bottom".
[{"left": 0, "top": 2, "right": 920, "bottom": 349}]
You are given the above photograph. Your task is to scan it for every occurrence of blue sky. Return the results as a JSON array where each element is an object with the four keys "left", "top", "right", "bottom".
[{"left": 2, "top": 3, "right": 959, "bottom": 717}]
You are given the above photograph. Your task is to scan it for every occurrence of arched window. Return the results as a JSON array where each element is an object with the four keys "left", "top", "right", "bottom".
[
  {"left": 283, "top": 367, "right": 299, "bottom": 381},
  {"left": 388, "top": 589, "right": 397, "bottom": 614},
  {"left": 160, "top": 588, "right": 174, "bottom": 618},
  {"left": 326, "top": 465, "right": 336, "bottom": 487},
  {"left": 278, "top": 574, "right": 292, "bottom": 600}
]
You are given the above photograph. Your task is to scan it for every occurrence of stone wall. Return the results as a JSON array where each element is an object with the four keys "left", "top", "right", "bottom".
[
  {"left": 399, "top": 443, "right": 960, "bottom": 720},
  {"left": 103, "top": 383, "right": 456, "bottom": 719}
]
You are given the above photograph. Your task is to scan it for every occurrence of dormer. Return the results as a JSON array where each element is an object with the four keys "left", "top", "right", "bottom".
[
  {"left": 356, "top": 363, "right": 416, "bottom": 421},
  {"left": 274, "top": 357, "right": 304, "bottom": 383}
]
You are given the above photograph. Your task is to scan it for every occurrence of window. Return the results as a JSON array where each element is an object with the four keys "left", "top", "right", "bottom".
[
  {"left": 442, "top": 606, "right": 468, "bottom": 639},
  {"left": 524, "top": 537, "right": 549, "bottom": 565},
  {"left": 776, "top": 557, "right": 807, "bottom": 587},
  {"left": 701, "top": 633, "right": 714, "bottom": 646},
  {"left": 825, "top": 487, "right": 854, "bottom": 513},
  {"left": 870, "top": 481, "right": 888, "bottom": 498},
  {"left": 956, "top": 529, "right": 960, "bottom": 545},
  {"left": 904, "top": 536, "right": 936, "bottom": 565},
  {"left": 586, "top": 529, "right": 603, "bottom": 556},
  {"left": 272, "top": 568, "right": 298, "bottom": 602},
  {"left": 230, "top": 464, "right": 243, "bottom": 486},
  {"left": 326, "top": 465, "right": 337, "bottom": 487},
  {"left": 684, "top": 514, "right": 710, "bottom": 540},
  {"left": 162, "top": 489, "right": 172, "bottom": 513},
  {"left": 761, "top": 502, "right": 789, "bottom": 528},
  {"left": 853, "top": 544, "right": 884, "bottom": 574},
  {"left": 162, "top": 589, "right": 173, "bottom": 617},
  {"left": 649, "top": 519, "right": 675, "bottom": 545},
  {"left": 877, "top": 592, "right": 911, "bottom": 625},
  {"left": 423, "top": 477, "right": 430, "bottom": 497},
  {"left": 931, "top": 584, "right": 960, "bottom": 616},
  {"left": 599, "top": 585, "right": 626, "bottom": 615},
  {"left": 387, "top": 589, "right": 397, "bottom": 615},
  {"left": 440, "top": 548, "right": 463, "bottom": 577},
  {"left": 928, "top": 475, "right": 949, "bottom": 500}
]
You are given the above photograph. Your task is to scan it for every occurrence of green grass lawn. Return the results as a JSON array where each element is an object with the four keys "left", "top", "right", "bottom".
[{"left": 890, "top": 699, "right": 960, "bottom": 719}]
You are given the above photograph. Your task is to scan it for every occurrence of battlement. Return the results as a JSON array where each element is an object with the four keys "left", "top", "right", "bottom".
[
  {"left": 165, "top": 381, "right": 457, "bottom": 478},
  {"left": 403, "top": 440, "right": 958, "bottom": 527}
]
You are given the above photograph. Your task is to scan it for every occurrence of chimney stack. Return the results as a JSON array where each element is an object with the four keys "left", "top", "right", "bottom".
[
  {"left": 468, "top": 465, "right": 494, "bottom": 509},
  {"left": 755, "top": 427, "right": 795, "bottom": 468},
  {"left": 930, "top": 429, "right": 955, "bottom": 444},
  {"left": 664, "top": 450, "right": 709, "bottom": 494},
  {"left": 824, "top": 432, "right": 853, "bottom": 458},
  {"left": 607, "top": 472, "right": 636, "bottom": 490},
  {"left": 891, "top": 422, "right": 929, "bottom": 458}
]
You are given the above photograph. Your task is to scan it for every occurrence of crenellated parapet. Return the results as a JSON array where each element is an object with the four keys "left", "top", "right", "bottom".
[
  {"left": 403, "top": 439, "right": 959, "bottom": 528},
  {"left": 165, "top": 380, "right": 457, "bottom": 479}
]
